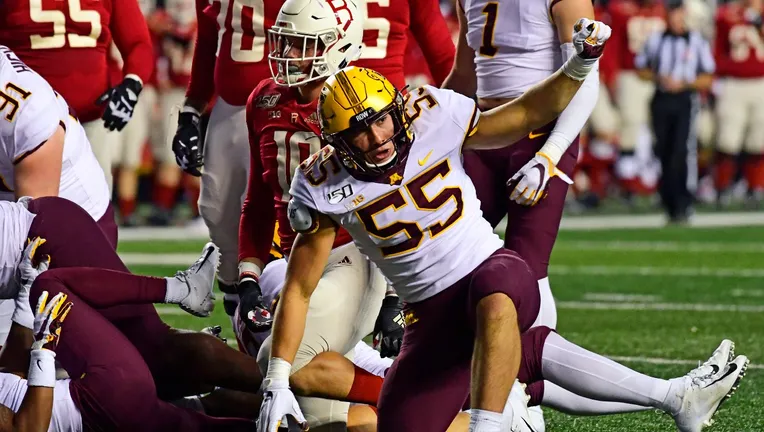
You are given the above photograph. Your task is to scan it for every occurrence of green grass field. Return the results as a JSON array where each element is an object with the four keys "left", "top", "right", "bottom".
[{"left": 118, "top": 225, "right": 764, "bottom": 432}]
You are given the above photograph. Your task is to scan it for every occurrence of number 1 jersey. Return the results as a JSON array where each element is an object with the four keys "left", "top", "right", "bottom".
[{"left": 290, "top": 85, "right": 502, "bottom": 303}]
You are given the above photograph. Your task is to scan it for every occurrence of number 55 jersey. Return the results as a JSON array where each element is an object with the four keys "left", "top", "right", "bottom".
[{"left": 290, "top": 85, "right": 502, "bottom": 303}]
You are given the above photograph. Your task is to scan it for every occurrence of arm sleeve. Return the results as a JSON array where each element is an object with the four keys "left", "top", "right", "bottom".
[
  {"left": 10, "top": 81, "right": 62, "bottom": 163},
  {"left": 110, "top": 0, "right": 154, "bottom": 83},
  {"left": 186, "top": 0, "right": 219, "bottom": 103},
  {"left": 540, "top": 43, "right": 600, "bottom": 164},
  {"left": 238, "top": 92, "right": 277, "bottom": 264},
  {"left": 409, "top": 0, "right": 456, "bottom": 86}
]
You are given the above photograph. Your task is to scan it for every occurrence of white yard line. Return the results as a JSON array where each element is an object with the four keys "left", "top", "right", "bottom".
[
  {"left": 551, "top": 265, "right": 764, "bottom": 278},
  {"left": 557, "top": 301, "right": 764, "bottom": 312},
  {"left": 555, "top": 241, "right": 764, "bottom": 253},
  {"left": 582, "top": 293, "right": 662, "bottom": 302}
]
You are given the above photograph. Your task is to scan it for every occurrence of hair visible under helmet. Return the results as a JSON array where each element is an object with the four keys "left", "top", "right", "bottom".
[{"left": 268, "top": 0, "right": 364, "bottom": 87}]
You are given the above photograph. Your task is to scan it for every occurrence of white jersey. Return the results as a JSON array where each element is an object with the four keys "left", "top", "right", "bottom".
[
  {"left": 0, "top": 373, "right": 82, "bottom": 432},
  {"left": 0, "top": 46, "right": 109, "bottom": 221},
  {"left": 463, "top": 0, "right": 562, "bottom": 99},
  {"left": 290, "top": 86, "right": 503, "bottom": 303},
  {"left": 0, "top": 201, "right": 35, "bottom": 299}
]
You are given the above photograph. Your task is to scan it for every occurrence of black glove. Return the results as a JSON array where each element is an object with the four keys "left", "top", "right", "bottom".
[
  {"left": 237, "top": 275, "right": 273, "bottom": 333},
  {"left": 172, "top": 109, "right": 204, "bottom": 176},
  {"left": 373, "top": 295, "right": 405, "bottom": 358},
  {"left": 96, "top": 76, "right": 143, "bottom": 131}
]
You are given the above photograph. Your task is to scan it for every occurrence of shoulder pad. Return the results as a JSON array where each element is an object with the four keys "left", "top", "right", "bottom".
[
  {"left": 298, "top": 146, "right": 342, "bottom": 186},
  {"left": 287, "top": 198, "right": 319, "bottom": 234}
]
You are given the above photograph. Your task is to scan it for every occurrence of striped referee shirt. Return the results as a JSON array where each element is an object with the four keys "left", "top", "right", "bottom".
[{"left": 634, "top": 30, "right": 715, "bottom": 92}]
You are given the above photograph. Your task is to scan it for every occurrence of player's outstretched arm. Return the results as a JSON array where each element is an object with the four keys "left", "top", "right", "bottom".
[
  {"left": 465, "top": 18, "right": 611, "bottom": 150},
  {"left": 441, "top": 2, "right": 477, "bottom": 97}
]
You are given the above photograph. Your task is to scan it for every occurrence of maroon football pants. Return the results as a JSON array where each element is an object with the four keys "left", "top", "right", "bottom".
[
  {"left": 377, "top": 248, "right": 544, "bottom": 432},
  {"left": 26, "top": 197, "right": 171, "bottom": 381},
  {"left": 30, "top": 269, "right": 253, "bottom": 432}
]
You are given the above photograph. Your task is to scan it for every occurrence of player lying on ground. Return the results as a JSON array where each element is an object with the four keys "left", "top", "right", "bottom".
[
  {"left": 260, "top": 22, "right": 748, "bottom": 432},
  {"left": 0, "top": 239, "right": 258, "bottom": 431}
]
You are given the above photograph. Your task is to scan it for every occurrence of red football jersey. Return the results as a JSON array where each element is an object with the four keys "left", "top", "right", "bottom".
[
  {"left": 0, "top": 0, "right": 154, "bottom": 122},
  {"left": 240, "top": 79, "right": 353, "bottom": 263},
  {"left": 607, "top": 0, "right": 666, "bottom": 71},
  {"left": 187, "top": 0, "right": 284, "bottom": 107},
  {"left": 715, "top": 4, "right": 764, "bottom": 78},
  {"left": 594, "top": 4, "right": 618, "bottom": 88},
  {"left": 357, "top": 0, "right": 454, "bottom": 90}
]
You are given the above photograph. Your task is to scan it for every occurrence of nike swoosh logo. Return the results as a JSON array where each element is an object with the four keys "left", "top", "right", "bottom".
[
  {"left": 522, "top": 417, "right": 538, "bottom": 432},
  {"left": 705, "top": 363, "right": 738, "bottom": 388},
  {"left": 418, "top": 150, "right": 433, "bottom": 166},
  {"left": 36, "top": 359, "right": 43, "bottom": 371},
  {"left": 710, "top": 364, "right": 720, "bottom": 375},
  {"left": 528, "top": 131, "right": 548, "bottom": 139}
]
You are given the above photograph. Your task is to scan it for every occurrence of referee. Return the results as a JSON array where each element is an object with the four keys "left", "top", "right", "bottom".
[{"left": 635, "top": 0, "right": 715, "bottom": 224}]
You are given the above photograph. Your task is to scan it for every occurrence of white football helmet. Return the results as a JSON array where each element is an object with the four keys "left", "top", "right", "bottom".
[{"left": 268, "top": 0, "right": 364, "bottom": 87}]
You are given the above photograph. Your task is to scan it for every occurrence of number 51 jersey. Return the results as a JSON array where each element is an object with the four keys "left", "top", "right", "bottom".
[{"left": 290, "top": 85, "right": 503, "bottom": 303}]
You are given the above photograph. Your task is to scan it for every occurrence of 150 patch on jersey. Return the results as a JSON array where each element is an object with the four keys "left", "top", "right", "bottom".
[
  {"left": 256, "top": 94, "right": 281, "bottom": 109},
  {"left": 327, "top": 184, "right": 353, "bottom": 204}
]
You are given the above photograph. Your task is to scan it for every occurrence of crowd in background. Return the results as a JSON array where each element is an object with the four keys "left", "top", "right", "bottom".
[{"left": 110, "top": 0, "right": 764, "bottom": 228}]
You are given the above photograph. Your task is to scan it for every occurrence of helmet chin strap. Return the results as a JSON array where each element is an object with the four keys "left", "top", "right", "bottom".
[{"left": 364, "top": 150, "right": 397, "bottom": 170}]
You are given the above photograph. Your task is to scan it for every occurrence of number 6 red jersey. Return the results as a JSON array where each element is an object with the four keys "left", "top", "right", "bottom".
[
  {"left": 715, "top": 3, "right": 764, "bottom": 78},
  {"left": 0, "top": 0, "right": 154, "bottom": 122}
]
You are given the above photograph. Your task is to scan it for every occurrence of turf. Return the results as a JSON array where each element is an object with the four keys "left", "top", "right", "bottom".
[{"left": 122, "top": 226, "right": 764, "bottom": 431}]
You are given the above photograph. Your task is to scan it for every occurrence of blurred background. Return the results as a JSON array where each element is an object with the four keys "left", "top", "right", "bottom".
[{"left": 110, "top": 0, "right": 764, "bottom": 229}]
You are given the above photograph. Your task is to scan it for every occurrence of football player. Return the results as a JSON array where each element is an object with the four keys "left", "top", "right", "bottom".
[
  {"left": 0, "top": 0, "right": 154, "bottom": 192},
  {"left": 0, "top": 237, "right": 257, "bottom": 431},
  {"left": 260, "top": 21, "right": 749, "bottom": 432},
  {"left": 713, "top": 0, "right": 764, "bottom": 204},
  {"left": 0, "top": 46, "right": 111, "bottom": 347},
  {"left": 237, "top": 1, "right": 391, "bottom": 429},
  {"left": 607, "top": 0, "right": 666, "bottom": 195}
]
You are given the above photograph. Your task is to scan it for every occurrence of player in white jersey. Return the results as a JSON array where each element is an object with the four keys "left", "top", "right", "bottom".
[
  {"left": 259, "top": 23, "right": 750, "bottom": 432},
  {"left": 444, "top": 0, "right": 599, "bottom": 331},
  {"left": 0, "top": 46, "right": 113, "bottom": 347}
]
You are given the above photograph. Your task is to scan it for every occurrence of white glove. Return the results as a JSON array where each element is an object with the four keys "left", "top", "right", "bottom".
[
  {"left": 562, "top": 18, "right": 612, "bottom": 81},
  {"left": 28, "top": 291, "right": 72, "bottom": 388},
  {"left": 12, "top": 237, "right": 50, "bottom": 329},
  {"left": 258, "top": 358, "right": 308, "bottom": 432},
  {"left": 508, "top": 152, "right": 573, "bottom": 206}
]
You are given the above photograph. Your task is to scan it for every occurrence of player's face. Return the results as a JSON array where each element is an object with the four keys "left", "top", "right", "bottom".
[
  {"left": 349, "top": 113, "right": 397, "bottom": 165},
  {"left": 279, "top": 35, "right": 321, "bottom": 72}
]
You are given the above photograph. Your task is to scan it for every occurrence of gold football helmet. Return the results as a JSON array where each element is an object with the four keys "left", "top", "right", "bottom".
[{"left": 318, "top": 66, "right": 412, "bottom": 176}]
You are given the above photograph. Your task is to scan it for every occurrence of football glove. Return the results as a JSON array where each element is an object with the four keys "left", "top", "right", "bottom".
[
  {"left": 97, "top": 76, "right": 143, "bottom": 131},
  {"left": 572, "top": 18, "right": 611, "bottom": 60},
  {"left": 31, "top": 291, "right": 72, "bottom": 352},
  {"left": 12, "top": 237, "right": 50, "bottom": 330},
  {"left": 201, "top": 325, "right": 228, "bottom": 344},
  {"left": 373, "top": 294, "right": 405, "bottom": 358},
  {"left": 508, "top": 152, "right": 573, "bottom": 206},
  {"left": 172, "top": 108, "right": 204, "bottom": 176},
  {"left": 258, "top": 378, "right": 308, "bottom": 432},
  {"left": 238, "top": 274, "right": 273, "bottom": 333}
]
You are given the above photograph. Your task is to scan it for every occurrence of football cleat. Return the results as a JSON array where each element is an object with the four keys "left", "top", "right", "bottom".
[
  {"left": 672, "top": 355, "right": 749, "bottom": 432},
  {"left": 527, "top": 405, "right": 545, "bottom": 432},
  {"left": 175, "top": 242, "right": 219, "bottom": 317},
  {"left": 505, "top": 380, "right": 538, "bottom": 432},
  {"left": 688, "top": 339, "right": 735, "bottom": 380}
]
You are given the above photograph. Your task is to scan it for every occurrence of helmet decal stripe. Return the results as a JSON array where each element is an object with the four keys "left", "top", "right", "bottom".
[{"left": 335, "top": 70, "right": 364, "bottom": 114}]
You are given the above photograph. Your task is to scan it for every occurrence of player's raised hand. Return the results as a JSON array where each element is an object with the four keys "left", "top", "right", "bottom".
[
  {"left": 172, "top": 107, "right": 204, "bottom": 177},
  {"left": 32, "top": 291, "right": 73, "bottom": 352},
  {"left": 97, "top": 76, "right": 143, "bottom": 131},
  {"left": 572, "top": 18, "right": 612, "bottom": 60},
  {"left": 508, "top": 153, "right": 573, "bottom": 206},
  {"left": 258, "top": 374, "right": 308, "bottom": 432},
  {"left": 12, "top": 237, "right": 50, "bottom": 329}
]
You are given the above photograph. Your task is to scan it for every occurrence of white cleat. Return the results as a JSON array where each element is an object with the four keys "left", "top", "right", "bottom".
[
  {"left": 527, "top": 405, "right": 545, "bottom": 432},
  {"left": 673, "top": 355, "right": 749, "bottom": 432},
  {"left": 505, "top": 380, "right": 538, "bottom": 432},
  {"left": 688, "top": 339, "right": 735, "bottom": 379},
  {"left": 175, "top": 242, "right": 219, "bottom": 317}
]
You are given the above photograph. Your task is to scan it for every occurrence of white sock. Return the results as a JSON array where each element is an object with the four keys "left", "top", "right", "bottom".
[
  {"left": 531, "top": 277, "right": 557, "bottom": 329},
  {"left": 164, "top": 277, "right": 189, "bottom": 303},
  {"left": 542, "top": 381, "right": 653, "bottom": 415},
  {"left": 469, "top": 409, "right": 505, "bottom": 432},
  {"left": 541, "top": 332, "right": 675, "bottom": 412}
]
